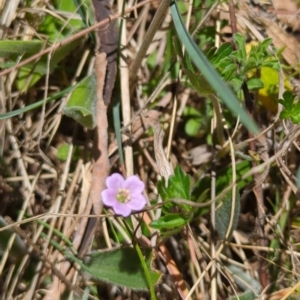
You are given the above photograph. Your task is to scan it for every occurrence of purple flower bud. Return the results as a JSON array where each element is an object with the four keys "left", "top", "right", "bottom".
[{"left": 101, "top": 173, "right": 147, "bottom": 217}]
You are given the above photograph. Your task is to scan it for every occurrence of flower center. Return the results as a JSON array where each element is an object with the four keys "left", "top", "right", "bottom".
[{"left": 116, "top": 188, "right": 131, "bottom": 203}]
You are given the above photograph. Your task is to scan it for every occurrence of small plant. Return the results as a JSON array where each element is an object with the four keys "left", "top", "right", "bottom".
[
  {"left": 176, "top": 33, "right": 279, "bottom": 95},
  {"left": 150, "top": 166, "right": 193, "bottom": 233},
  {"left": 279, "top": 90, "right": 300, "bottom": 124}
]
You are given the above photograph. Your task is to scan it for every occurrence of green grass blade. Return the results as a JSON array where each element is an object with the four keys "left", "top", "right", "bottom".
[
  {"left": 170, "top": 0, "right": 259, "bottom": 134},
  {"left": 0, "top": 82, "right": 77, "bottom": 120},
  {"left": 112, "top": 99, "right": 124, "bottom": 165}
]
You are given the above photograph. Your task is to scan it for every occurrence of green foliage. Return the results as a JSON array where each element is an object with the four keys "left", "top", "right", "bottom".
[
  {"left": 39, "top": 0, "right": 84, "bottom": 42},
  {"left": 170, "top": 1, "right": 259, "bottom": 134},
  {"left": 184, "top": 114, "right": 201, "bottom": 137},
  {"left": 150, "top": 213, "right": 190, "bottom": 231},
  {"left": 182, "top": 105, "right": 211, "bottom": 137},
  {"left": 173, "top": 28, "right": 280, "bottom": 134},
  {"left": 150, "top": 213, "right": 191, "bottom": 230},
  {"left": 157, "top": 166, "right": 191, "bottom": 204},
  {"left": 279, "top": 91, "right": 300, "bottom": 124},
  {"left": 227, "top": 265, "right": 261, "bottom": 294},
  {"left": 56, "top": 144, "right": 81, "bottom": 161},
  {"left": 151, "top": 166, "right": 193, "bottom": 231},
  {"left": 79, "top": 247, "right": 161, "bottom": 290},
  {"left": 192, "top": 160, "right": 253, "bottom": 201},
  {"left": 0, "top": 40, "right": 43, "bottom": 58},
  {"left": 2, "top": 0, "right": 89, "bottom": 91},
  {"left": 63, "top": 74, "right": 97, "bottom": 128},
  {"left": 247, "top": 78, "right": 264, "bottom": 90},
  {"left": 215, "top": 189, "right": 240, "bottom": 240},
  {"left": 219, "top": 34, "right": 279, "bottom": 89},
  {"left": 231, "top": 34, "right": 277, "bottom": 70},
  {"left": 230, "top": 291, "right": 256, "bottom": 300},
  {"left": 152, "top": 161, "right": 252, "bottom": 235},
  {"left": 176, "top": 32, "right": 279, "bottom": 95}
]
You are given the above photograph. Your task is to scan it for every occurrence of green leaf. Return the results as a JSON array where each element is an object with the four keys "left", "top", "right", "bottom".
[
  {"left": 279, "top": 91, "right": 294, "bottom": 110},
  {"left": 0, "top": 40, "right": 44, "bottom": 58},
  {"left": 259, "top": 37, "right": 272, "bottom": 50},
  {"left": 56, "top": 0, "right": 84, "bottom": 29},
  {"left": 157, "top": 166, "right": 191, "bottom": 202},
  {"left": 233, "top": 33, "right": 246, "bottom": 62},
  {"left": 213, "top": 160, "right": 251, "bottom": 191},
  {"left": 56, "top": 144, "right": 72, "bottom": 161},
  {"left": 63, "top": 73, "right": 97, "bottom": 128},
  {"left": 82, "top": 247, "right": 161, "bottom": 290},
  {"left": 206, "top": 46, "right": 217, "bottom": 61},
  {"left": 222, "top": 64, "right": 237, "bottom": 81},
  {"left": 150, "top": 213, "right": 190, "bottom": 230},
  {"left": 230, "top": 77, "right": 243, "bottom": 92},
  {"left": 173, "top": 36, "right": 212, "bottom": 94},
  {"left": 218, "top": 57, "right": 233, "bottom": 70},
  {"left": 211, "top": 42, "right": 233, "bottom": 67},
  {"left": 291, "top": 114, "right": 300, "bottom": 124},
  {"left": 279, "top": 91, "right": 300, "bottom": 124},
  {"left": 247, "top": 78, "right": 264, "bottom": 90},
  {"left": 183, "top": 68, "right": 213, "bottom": 94},
  {"left": 261, "top": 60, "right": 280, "bottom": 69},
  {"left": 244, "top": 56, "right": 258, "bottom": 72},
  {"left": 215, "top": 189, "right": 240, "bottom": 240},
  {"left": 230, "top": 50, "right": 244, "bottom": 64},
  {"left": 227, "top": 265, "right": 261, "bottom": 294},
  {"left": 183, "top": 106, "right": 201, "bottom": 117},
  {"left": 56, "top": 144, "right": 81, "bottom": 161},
  {"left": 230, "top": 291, "right": 256, "bottom": 300},
  {"left": 185, "top": 117, "right": 202, "bottom": 136},
  {"left": 183, "top": 105, "right": 205, "bottom": 137},
  {"left": 170, "top": 1, "right": 259, "bottom": 134}
]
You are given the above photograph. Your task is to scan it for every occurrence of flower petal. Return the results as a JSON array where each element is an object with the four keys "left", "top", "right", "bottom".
[
  {"left": 123, "top": 175, "right": 145, "bottom": 195},
  {"left": 101, "top": 189, "right": 117, "bottom": 206},
  {"left": 113, "top": 202, "right": 132, "bottom": 217},
  {"left": 126, "top": 194, "right": 147, "bottom": 210},
  {"left": 106, "top": 173, "right": 124, "bottom": 189}
]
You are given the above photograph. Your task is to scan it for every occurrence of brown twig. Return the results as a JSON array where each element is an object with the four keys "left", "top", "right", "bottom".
[
  {"left": 49, "top": 53, "right": 110, "bottom": 299},
  {"left": 77, "top": 0, "right": 118, "bottom": 258},
  {"left": 78, "top": 53, "right": 110, "bottom": 258},
  {"left": 92, "top": 0, "right": 118, "bottom": 105}
]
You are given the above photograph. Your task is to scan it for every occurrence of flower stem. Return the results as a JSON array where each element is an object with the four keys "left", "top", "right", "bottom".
[{"left": 134, "top": 243, "right": 156, "bottom": 300}]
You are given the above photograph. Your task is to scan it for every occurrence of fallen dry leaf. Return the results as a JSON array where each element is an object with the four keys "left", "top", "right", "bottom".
[
  {"left": 259, "top": 17, "right": 300, "bottom": 69},
  {"left": 272, "top": 0, "right": 300, "bottom": 31},
  {"left": 188, "top": 145, "right": 212, "bottom": 166}
]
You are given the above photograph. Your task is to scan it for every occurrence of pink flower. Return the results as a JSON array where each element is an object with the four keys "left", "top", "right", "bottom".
[{"left": 101, "top": 173, "right": 147, "bottom": 217}]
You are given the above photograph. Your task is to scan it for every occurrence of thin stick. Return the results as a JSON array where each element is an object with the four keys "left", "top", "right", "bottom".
[{"left": 78, "top": 52, "right": 110, "bottom": 258}]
